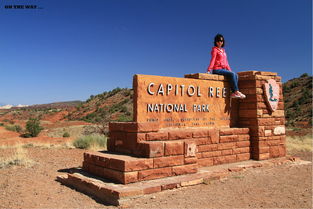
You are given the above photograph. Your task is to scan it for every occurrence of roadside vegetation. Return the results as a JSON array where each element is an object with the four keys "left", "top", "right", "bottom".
[
  {"left": 24, "top": 118, "right": 43, "bottom": 137},
  {"left": 0, "top": 146, "right": 35, "bottom": 169},
  {"left": 0, "top": 117, "right": 44, "bottom": 138},
  {"left": 286, "top": 134, "right": 312, "bottom": 153},
  {"left": 4, "top": 124, "right": 22, "bottom": 133},
  {"left": 72, "top": 134, "right": 107, "bottom": 150}
]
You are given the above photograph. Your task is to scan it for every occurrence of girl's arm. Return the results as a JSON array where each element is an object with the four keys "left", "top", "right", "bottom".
[
  {"left": 225, "top": 54, "right": 232, "bottom": 71},
  {"left": 207, "top": 48, "right": 217, "bottom": 72}
]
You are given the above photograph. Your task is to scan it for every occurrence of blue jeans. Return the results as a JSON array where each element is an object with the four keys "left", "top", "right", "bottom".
[{"left": 212, "top": 69, "right": 239, "bottom": 92}]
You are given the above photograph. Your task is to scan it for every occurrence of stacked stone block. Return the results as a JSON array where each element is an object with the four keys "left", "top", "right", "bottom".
[
  {"left": 237, "top": 71, "right": 286, "bottom": 160},
  {"left": 196, "top": 128, "right": 250, "bottom": 167},
  {"left": 83, "top": 122, "right": 199, "bottom": 184},
  {"left": 82, "top": 122, "right": 252, "bottom": 184}
]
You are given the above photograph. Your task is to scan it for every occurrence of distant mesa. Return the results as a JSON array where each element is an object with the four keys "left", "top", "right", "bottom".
[
  {"left": 0, "top": 104, "right": 13, "bottom": 109},
  {"left": 16, "top": 104, "right": 29, "bottom": 108},
  {"left": 0, "top": 104, "right": 29, "bottom": 109}
]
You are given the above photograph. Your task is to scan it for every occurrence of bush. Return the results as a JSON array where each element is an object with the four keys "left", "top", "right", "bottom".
[
  {"left": 73, "top": 134, "right": 107, "bottom": 150},
  {"left": 300, "top": 73, "right": 308, "bottom": 78},
  {"left": 122, "top": 90, "right": 132, "bottom": 97},
  {"left": 117, "top": 114, "right": 132, "bottom": 122},
  {"left": 290, "top": 81, "right": 299, "bottom": 88},
  {"left": 63, "top": 132, "right": 70, "bottom": 137},
  {"left": 25, "top": 118, "right": 43, "bottom": 137}
]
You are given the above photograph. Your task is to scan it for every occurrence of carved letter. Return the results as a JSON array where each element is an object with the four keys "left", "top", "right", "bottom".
[
  {"left": 159, "top": 104, "right": 164, "bottom": 112},
  {"left": 187, "top": 85, "right": 195, "bottom": 96},
  {"left": 157, "top": 84, "right": 164, "bottom": 95},
  {"left": 184, "top": 104, "right": 188, "bottom": 112},
  {"left": 180, "top": 85, "right": 185, "bottom": 96},
  {"left": 193, "top": 104, "right": 197, "bottom": 112},
  {"left": 166, "top": 104, "right": 173, "bottom": 112},
  {"left": 174, "top": 104, "right": 179, "bottom": 112},
  {"left": 147, "top": 83, "right": 154, "bottom": 95},
  {"left": 147, "top": 104, "right": 154, "bottom": 112},
  {"left": 216, "top": 87, "right": 220, "bottom": 98},
  {"left": 209, "top": 87, "right": 214, "bottom": 97},
  {"left": 222, "top": 88, "right": 227, "bottom": 98},
  {"left": 167, "top": 84, "right": 173, "bottom": 95},
  {"left": 154, "top": 104, "right": 159, "bottom": 112},
  {"left": 197, "top": 86, "right": 201, "bottom": 97}
]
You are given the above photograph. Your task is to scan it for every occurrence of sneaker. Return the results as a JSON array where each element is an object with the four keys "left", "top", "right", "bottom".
[
  {"left": 230, "top": 93, "right": 241, "bottom": 99},
  {"left": 238, "top": 91, "right": 246, "bottom": 99}
]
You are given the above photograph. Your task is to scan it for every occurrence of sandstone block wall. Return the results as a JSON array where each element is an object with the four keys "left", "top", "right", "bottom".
[
  {"left": 196, "top": 128, "right": 250, "bottom": 167},
  {"left": 237, "top": 71, "right": 286, "bottom": 160}
]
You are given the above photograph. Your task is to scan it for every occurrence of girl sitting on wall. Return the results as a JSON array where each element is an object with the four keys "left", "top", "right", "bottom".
[{"left": 207, "top": 34, "right": 246, "bottom": 99}]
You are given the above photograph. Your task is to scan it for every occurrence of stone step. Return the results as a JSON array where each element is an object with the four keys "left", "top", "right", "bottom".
[
  {"left": 58, "top": 157, "right": 300, "bottom": 206},
  {"left": 83, "top": 151, "right": 154, "bottom": 172},
  {"left": 57, "top": 168, "right": 209, "bottom": 206},
  {"left": 83, "top": 151, "right": 198, "bottom": 184}
]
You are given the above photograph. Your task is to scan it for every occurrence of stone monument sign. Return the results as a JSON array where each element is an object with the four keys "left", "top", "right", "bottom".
[
  {"left": 58, "top": 71, "right": 287, "bottom": 206},
  {"left": 133, "top": 74, "right": 231, "bottom": 128}
]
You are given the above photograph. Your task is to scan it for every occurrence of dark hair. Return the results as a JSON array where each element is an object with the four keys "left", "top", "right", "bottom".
[{"left": 214, "top": 34, "right": 225, "bottom": 47}]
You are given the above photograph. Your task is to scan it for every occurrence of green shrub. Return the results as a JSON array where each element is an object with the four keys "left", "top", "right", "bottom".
[
  {"left": 120, "top": 106, "right": 128, "bottom": 113},
  {"left": 290, "top": 81, "right": 299, "bottom": 88},
  {"left": 3, "top": 119, "right": 10, "bottom": 123},
  {"left": 117, "top": 114, "right": 132, "bottom": 122},
  {"left": 122, "top": 90, "right": 132, "bottom": 97},
  {"left": 300, "top": 73, "right": 308, "bottom": 78},
  {"left": 63, "top": 132, "right": 70, "bottom": 137},
  {"left": 283, "top": 84, "right": 290, "bottom": 92},
  {"left": 73, "top": 134, "right": 107, "bottom": 150},
  {"left": 25, "top": 118, "right": 43, "bottom": 137}
]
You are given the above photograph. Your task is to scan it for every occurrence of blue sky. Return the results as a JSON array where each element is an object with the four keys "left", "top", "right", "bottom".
[{"left": 0, "top": 0, "right": 311, "bottom": 105}]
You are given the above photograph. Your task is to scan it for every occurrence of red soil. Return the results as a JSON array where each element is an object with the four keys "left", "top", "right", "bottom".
[{"left": 0, "top": 126, "right": 73, "bottom": 146}]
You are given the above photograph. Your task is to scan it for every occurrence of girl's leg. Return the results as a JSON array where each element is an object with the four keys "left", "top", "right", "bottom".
[{"left": 212, "top": 69, "right": 239, "bottom": 92}]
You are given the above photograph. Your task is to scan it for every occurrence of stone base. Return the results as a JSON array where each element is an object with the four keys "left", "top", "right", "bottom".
[
  {"left": 82, "top": 127, "right": 251, "bottom": 185},
  {"left": 83, "top": 151, "right": 197, "bottom": 184},
  {"left": 57, "top": 157, "right": 305, "bottom": 206}
]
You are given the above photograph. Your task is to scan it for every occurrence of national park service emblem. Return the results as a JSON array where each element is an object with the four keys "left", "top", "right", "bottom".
[{"left": 263, "top": 79, "right": 280, "bottom": 112}]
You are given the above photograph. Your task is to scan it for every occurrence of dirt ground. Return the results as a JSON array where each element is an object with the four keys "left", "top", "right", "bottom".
[
  {"left": 0, "top": 125, "right": 312, "bottom": 208},
  {"left": 0, "top": 145, "right": 311, "bottom": 208}
]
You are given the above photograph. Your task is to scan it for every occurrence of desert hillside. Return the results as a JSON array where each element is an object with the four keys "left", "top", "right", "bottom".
[
  {"left": 283, "top": 73, "right": 312, "bottom": 127},
  {"left": 67, "top": 73, "right": 312, "bottom": 127},
  {"left": 66, "top": 88, "right": 133, "bottom": 123},
  {"left": 0, "top": 74, "right": 311, "bottom": 128}
]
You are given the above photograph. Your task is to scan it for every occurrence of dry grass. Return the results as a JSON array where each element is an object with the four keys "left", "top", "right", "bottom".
[
  {"left": 0, "top": 142, "right": 75, "bottom": 150},
  {"left": 286, "top": 134, "right": 312, "bottom": 152},
  {"left": 88, "top": 143, "right": 107, "bottom": 151},
  {"left": 0, "top": 146, "right": 35, "bottom": 168},
  {"left": 72, "top": 134, "right": 107, "bottom": 151},
  {"left": 46, "top": 125, "right": 99, "bottom": 138},
  {"left": 23, "top": 142, "right": 75, "bottom": 149}
]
